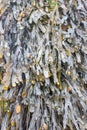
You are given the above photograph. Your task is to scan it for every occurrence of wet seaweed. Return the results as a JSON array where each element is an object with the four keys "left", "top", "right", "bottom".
[{"left": 0, "top": 0, "right": 87, "bottom": 130}]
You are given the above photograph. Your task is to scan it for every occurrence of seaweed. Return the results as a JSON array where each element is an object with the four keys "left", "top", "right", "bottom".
[{"left": 0, "top": 0, "right": 87, "bottom": 130}]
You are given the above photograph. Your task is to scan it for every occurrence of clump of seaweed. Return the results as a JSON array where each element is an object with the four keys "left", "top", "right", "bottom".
[{"left": 0, "top": 0, "right": 87, "bottom": 130}]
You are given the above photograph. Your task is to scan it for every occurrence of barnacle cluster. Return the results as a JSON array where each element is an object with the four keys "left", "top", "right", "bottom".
[{"left": 0, "top": 0, "right": 87, "bottom": 130}]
